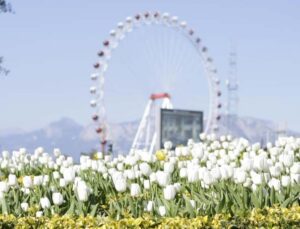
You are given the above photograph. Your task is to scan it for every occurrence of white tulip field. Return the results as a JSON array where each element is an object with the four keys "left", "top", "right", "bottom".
[{"left": 0, "top": 134, "right": 300, "bottom": 227}]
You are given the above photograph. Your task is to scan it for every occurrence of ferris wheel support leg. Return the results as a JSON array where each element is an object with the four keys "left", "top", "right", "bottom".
[
  {"left": 145, "top": 117, "right": 152, "bottom": 151},
  {"left": 149, "top": 132, "right": 157, "bottom": 154},
  {"left": 131, "top": 100, "right": 153, "bottom": 150}
]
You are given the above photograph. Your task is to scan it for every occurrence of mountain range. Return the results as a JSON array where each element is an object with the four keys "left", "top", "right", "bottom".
[{"left": 0, "top": 116, "right": 299, "bottom": 161}]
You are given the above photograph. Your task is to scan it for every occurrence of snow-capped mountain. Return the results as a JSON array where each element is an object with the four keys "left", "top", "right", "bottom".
[{"left": 0, "top": 116, "right": 299, "bottom": 161}]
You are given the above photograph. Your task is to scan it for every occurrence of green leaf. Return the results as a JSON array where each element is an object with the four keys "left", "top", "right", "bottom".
[
  {"left": 65, "top": 199, "right": 75, "bottom": 215},
  {"left": 90, "top": 203, "right": 99, "bottom": 217}
]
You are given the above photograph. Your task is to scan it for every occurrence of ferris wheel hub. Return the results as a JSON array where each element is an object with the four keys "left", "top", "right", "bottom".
[{"left": 150, "top": 92, "right": 171, "bottom": 100}]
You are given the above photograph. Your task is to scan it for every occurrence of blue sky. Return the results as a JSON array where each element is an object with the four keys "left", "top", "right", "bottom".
[{"left": 0, "top": 0, "right": 299, "bottom": 131}]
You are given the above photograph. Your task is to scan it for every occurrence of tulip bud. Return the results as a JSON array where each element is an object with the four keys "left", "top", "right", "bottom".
[
  {"left": 130, "top": 183, "right": 141, "bottom": 197},
  {"left": 143, "top": 180, "right": 150, "bottom": 190},
  {"left": 158, "top": 206, "right": 166, "bottom": 216},
  {"left": 164, "top": 141, "right": 173, "bottom": 151},
  {"left": 21, "top": 202, "right": 29, "bottom": 212},
  {"left": 40, "top": 197, "right": 51, "bottom": 209},
  {"left": 52, "top": 192, "right": 64, "bottom": 206},
  {"left": 179, "top": 168, "right": 187, "bottom": 178},
  {"left": 36, "top": 211, "right": 43, "bottom": 217},
  {"left": 147, "top": 201, "right": 154, "bottom": 212}
]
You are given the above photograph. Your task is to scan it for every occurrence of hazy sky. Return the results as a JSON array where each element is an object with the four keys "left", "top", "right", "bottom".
[{"left": 0, "top": 0, "right": 299, "bottom": 131}]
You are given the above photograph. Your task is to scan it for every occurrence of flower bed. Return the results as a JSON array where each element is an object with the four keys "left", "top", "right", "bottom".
[
  {"left": 0, "top": 206, "right": 300, "bottom": 228},
  {"left": 0, "top": 134, "right": 300, "bottom": 227}
]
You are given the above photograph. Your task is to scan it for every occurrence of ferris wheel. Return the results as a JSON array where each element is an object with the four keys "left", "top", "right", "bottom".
[{"left": 89, "top": 11, "right": 222, "bottom": 153}]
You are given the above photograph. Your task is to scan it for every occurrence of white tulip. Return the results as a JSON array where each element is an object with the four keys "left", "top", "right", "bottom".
[
  {"left": 253, "top": 155, "right": 268, "bottom": 172},
  {"left": 116, "top": 163, "right": 124, "bottom": 171},
  {"left": 199, "top": 133, "right": 206, "bottom": 141},
  {"left": 187, "top": 168, "right": 199, "bottom": 183},
  {"left": 251, "top": 172, "right": 262, "bottom": 185},
  {"left": 2, "top": 151, "right": 9, "bottom": 159},
  {"left": 175, "top": 147, "right": 182, "bottom": 157},
  {"left": 33, "top": 176, "right": 43, "bottom": 186},
  {"left": 130, "top": 183, "right": 141, "bottom": 197},
  {"left": 52, "top": 171, "right": 60, "bottom": 179},
  {"left": 8, "top": 174, "right": 17, "bottom": 186},
  {"left": 282, "top": 153, "right": 294, "bottom": 167},
  {"left": 125, "top": 169, "right": 136, "bottom": 180},
  {"left": 243, "top": 178, "right": 252, "bottom": 188},
  {"left": 211, "top": 167, "right": 221, "bottom": 181},
  {"left": 241, "top": 157, "right": 253, "bottom": 171},
  {"left": 174, "top": 183, "right": 181, "bottom": 192},
  {"left": 40, "top": 197, "right": 51, "bottom": 209},
  {"left": 164, "top": 162, "right": 174, "bottom": 174},
  {"left": 291, "top": 174, "right": 300, "bottom": 184},
  {"left": 36, "top": 211, "right": 43, "bottom": 217},
  {"left": 52, "top": 192, "right": 64, "bottom": 206},
  {"left": 63, "top": 167, "right": 75, "bottom": 183},
  {"left": 203, "top": 171, "right": 214, "bottom": 185},
  {"left": 76, "top": 180, "right": 90, "bottom": 202},
  {"left": 235, "top": 169, "right": 247, "bottom": 184},
  {"left": 290, "top": 163, "right": 300, "bottom": 174},
  {"left": 149, "top": 173, "right": 157, "bottom": 183},
  {"left": 0, "top": 181, "right": 8, "bottom": 193},
  {"left": 190, "top": 199, "right": 196, "bottom": 208},
  {"left": 23, "top": 176, "right": 32, "bottom": 188},
  {"left": 269, "top": 178, "right": 281, "bottom": 191},
  {"left": 1, "top": 160, "right": 8, "bottom": 169},
  {"left": 156, "top": 171, "right": 170, "bottom": 187},
  {"left": 220, "top": 135, "right": 226, "bottom": 142},
  {"left": 281, "top": 175, "right": 291, "bottom": 187},
  {"left": 114, "top": 178, "right": 127, "bottom": 193},
  {"left": 181, "top": 147, "right": 189, "bottom": 156},
  {"left": 21, "top": 202, "right": 29, "bottom": 212},
  {"left": 53, "top": 148, "right": 61, "bottom": 157},
  {"left": 104, "top": 155, "right": 111, "bottom": 162},
  {"left": 251, "top": 183, "right": 257, "bottom": 191},
  {"left": 139, "top": 162, "right": 152, "bottom": 176},
  {"left": 158, "top": 205, "right": 166, "bottom": 216},
  {"left": 164, "top": 141, "right": 173, "bottom": 151},
  {"left": 179, "top": 168, "right": 187, "bottom": 178},
  {"left": 187, "top": 139, "right": 194, "bottom": 147},
  {"left": 147, "top": 201, "right": 154, "bottom": 212},
  {"left": 163, "top": 185, "right": 176, "bottom": 200},
  {"left": 191, "top": 145, "right": 204, "bottom": 159},
  {"left": 59, "top": 178, "right": 66, "bottom": 187},
  {"left": 269, "top": 165, "right": 281, "bottom": 178},
  {"left": 143, "top": 180, "right": 150, "bottom": 190},
  {"left": 91, "top": 161, "right": 98, "bottom": 170}
]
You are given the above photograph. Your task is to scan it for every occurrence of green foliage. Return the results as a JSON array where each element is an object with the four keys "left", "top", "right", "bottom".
[{"left": 0, "top": 57, "right": 10, "bottom": 76}]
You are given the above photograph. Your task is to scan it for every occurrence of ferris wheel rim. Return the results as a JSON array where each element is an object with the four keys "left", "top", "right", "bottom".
[{"left": 89, "top": 11, "right": 222, "bottom": 148}]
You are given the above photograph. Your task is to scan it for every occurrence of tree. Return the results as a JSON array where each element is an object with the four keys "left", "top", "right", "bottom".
[
  {"left": 0, "top": 57, "right": 10, "bottom": 76},
  {"left": 0, "top": 0, "right": 12, "bottom": 76},
  {"left": 0, "top": 0, "right": 12, "bottom": 13}
]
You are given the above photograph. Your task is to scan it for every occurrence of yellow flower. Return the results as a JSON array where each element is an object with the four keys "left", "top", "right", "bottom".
[{"left": 156, "top": 150, "right": 166, "bottom": 161}]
